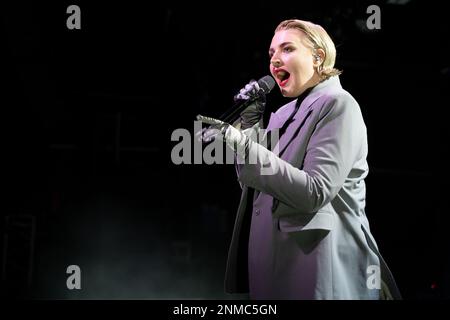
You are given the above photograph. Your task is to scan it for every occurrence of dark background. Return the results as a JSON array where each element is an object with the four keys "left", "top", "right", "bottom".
[{"left": 1, "top": 0, "right": 449, "bottom": 299}]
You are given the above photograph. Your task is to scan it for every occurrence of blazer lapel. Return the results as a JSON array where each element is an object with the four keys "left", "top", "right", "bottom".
[
  {"left": 272, "top": 94, "right": 319, "bottom": 157},
  {"left": 272, "top": 77, "right": 342, "bottom": 157},
  {"left": 266, "top": 107, "right": 291, "bottom": 131},
  {"left": 263, "top": 100, "right": 297, "bottom": 139}
]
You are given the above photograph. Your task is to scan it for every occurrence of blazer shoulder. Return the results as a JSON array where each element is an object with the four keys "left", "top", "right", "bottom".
[{"left": 316, "top": 88, "right": 361, "bottom": 118}]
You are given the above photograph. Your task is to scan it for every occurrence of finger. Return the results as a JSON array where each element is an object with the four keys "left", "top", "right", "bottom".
[
  {"left": 203, "top": 128, "right": 220, "bottom": 141},
  {"left": 244, "top": 83, "right": 254, "bottom": 92},
  {"left": 253, "top": 81, "right": 261, "bottom": 92},
  {"left": 243, "top": 82, "right": 260, "bottom": 96},
  {"left": 236, "top": 93, "right": 251, "bottom": 100},
  {"left": 195, "top": 127, "right": 218, "bottom": 143},
  {"left": 239, "top": 87, "right": 252, "bottom": 97},
  {"left": 195, "top": 127, "right": 206, "bottom": 141},
  {"left": 195, "top": 131, "right": 204, "bottom": 143}
]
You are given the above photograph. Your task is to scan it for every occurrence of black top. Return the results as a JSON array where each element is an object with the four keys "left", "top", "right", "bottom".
[{"left": 266, "top": 85, "right": 315, "bottom": 151}]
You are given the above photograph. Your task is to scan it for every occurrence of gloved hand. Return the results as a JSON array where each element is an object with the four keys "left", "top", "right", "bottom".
[
  {"left": 196, "top": 115, "right": 247, "bottom": 156},
  {"left": 234, "top": 80, "right": 266, "bottom": 130},
  {"left": 196, "top": 115, "right": 230, "bottom": 143}
]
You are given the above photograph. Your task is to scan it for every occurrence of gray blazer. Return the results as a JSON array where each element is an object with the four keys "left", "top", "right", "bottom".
[{"left": 224, "top": 76, "right": 401, "bottom": 299}]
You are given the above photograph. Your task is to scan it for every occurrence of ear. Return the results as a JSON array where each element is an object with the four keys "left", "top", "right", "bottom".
[{"left": 313, "top": 48, "right": 325, "bottom": 67}]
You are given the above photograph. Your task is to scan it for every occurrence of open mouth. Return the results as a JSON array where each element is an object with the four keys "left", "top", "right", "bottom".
[{"left": 276, "top": 70, "right": 291, "bottom": 87}]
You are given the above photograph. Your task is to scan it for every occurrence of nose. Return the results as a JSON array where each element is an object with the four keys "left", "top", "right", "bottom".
[{"left": 270, "top": 55, "right": 282, "bottom": 68}]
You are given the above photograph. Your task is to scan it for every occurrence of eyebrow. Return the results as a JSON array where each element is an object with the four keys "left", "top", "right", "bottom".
[{"left": 268, "top": 41, "right": 294, "bottom": 54}]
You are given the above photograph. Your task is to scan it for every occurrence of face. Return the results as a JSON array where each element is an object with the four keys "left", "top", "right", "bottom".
[{"left": 269, "top": 29, "right": 320, "bottom": 97}]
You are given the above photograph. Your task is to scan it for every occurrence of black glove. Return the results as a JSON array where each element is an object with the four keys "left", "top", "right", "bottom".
[{"left": 234, "top": 80, "right": 266, "bottom": 130}]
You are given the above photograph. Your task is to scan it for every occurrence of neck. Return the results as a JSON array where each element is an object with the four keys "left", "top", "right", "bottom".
[{"left": 298, "top": 73, "right": 322, "bottom": 96}]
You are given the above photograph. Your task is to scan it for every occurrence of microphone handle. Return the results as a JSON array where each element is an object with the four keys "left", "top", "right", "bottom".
[{"left": 219, "top": 98, "right": 254, "bottom": 124}]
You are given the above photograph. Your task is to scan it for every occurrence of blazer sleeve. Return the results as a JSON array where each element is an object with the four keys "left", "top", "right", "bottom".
[
  {"left": 237, "top": 94, "right": 366, "bottom": 213},
  {"left": 234, "top": 121, "right": 262, "bottom": 190}
]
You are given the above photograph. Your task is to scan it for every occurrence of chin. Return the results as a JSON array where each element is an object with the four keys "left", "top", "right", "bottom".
[{"left": 281, "top": 89, "right": 296, "bottom": 98}]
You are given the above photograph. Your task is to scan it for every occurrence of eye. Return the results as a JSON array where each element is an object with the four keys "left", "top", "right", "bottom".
[{"left": 283, "top": 46, "right": 294, "bottom": 53}]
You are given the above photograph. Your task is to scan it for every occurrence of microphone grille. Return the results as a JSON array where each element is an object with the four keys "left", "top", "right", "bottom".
[{"left": 258, "top": 75, "right": 276, "bottom": 94}]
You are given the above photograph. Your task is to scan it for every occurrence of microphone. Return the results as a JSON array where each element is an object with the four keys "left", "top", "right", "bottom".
[{"left": 218, "top": 75, "right": 276, "bottom": 124}]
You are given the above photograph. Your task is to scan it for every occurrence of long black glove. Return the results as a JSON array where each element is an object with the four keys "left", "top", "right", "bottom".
[{"left": 234, "top": 80, "right": 266, "bottom": 130}]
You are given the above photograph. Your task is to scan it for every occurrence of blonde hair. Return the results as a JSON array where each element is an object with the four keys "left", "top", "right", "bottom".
[{"left": 275, "top": 19, "right": 342, "bottom": 80}]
